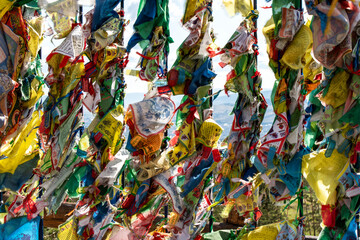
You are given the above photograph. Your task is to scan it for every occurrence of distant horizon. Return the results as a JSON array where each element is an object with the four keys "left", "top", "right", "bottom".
[
  {"left": 124, "top": 87, "right": 274, "bottom": 94},
  {"left": 84, "top": 89, "right": 275, "bottom": 138}
]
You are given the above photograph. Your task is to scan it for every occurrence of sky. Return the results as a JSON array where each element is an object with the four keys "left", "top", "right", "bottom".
[
  {"left": 123, "top": 0, "right": 276, "bottom": 93},
  {"left": 40, "top": 0, "right": 276, "bottom": 93}
]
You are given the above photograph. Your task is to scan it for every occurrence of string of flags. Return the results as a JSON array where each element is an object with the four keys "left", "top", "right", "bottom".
[{"left": 0, "top": 0, "right": 359, "bottom": 239}]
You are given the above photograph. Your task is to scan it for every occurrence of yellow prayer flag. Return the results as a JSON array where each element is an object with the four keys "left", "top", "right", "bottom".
[
  {"left": 222, "top": 0, "right": 253, "bottom": 17},
  {"left": 302, "top": 149, "right": 349, "bottom": 205},
  {"left": 0, "top": 110, "right": 41, "bottom": 174}
]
